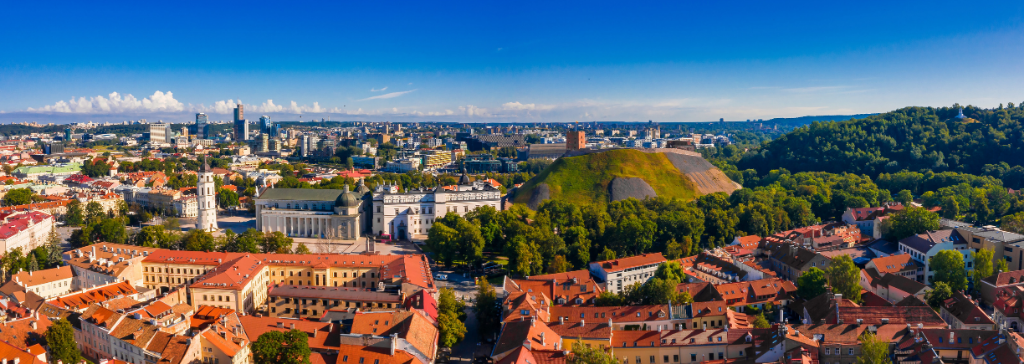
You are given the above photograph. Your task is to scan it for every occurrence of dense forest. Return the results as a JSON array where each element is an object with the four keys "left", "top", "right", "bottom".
[{"left": 730, "top": 105, "right": 1024, "bottom": 188}]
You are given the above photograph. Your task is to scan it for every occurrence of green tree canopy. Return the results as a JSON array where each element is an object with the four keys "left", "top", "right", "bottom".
[
  {"left": 930, "top": 250, "right": 968, "bottom": 291},
  {"left": 46, "top": 318, "right": 83, "bottom": 364},
  {"left": 887, "top": 206, "right": 940, "bottom": 241},
  {"left": 2, "top": 188, "right": 32, "bottom": 206},
  {"left": 827, "top": 255, "right": 862, "bottom": 303},
  {"left": 796, "top": 267, "right": 827, "bottom": 300}
]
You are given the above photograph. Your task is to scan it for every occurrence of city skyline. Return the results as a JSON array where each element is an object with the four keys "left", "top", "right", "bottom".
[{"left": 3, "top": 1, "right": 1024, "bottom": 123}]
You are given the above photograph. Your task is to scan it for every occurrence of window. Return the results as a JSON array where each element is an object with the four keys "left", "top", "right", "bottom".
[
  {"left": 673, "top": 355, "right": 678, "bottom": 363},
  {"left": 826, "top": 349, "right": 830, "bottom": 355},
  {"left": 691, "top": 355, "right": 697, "bottom": 362},
  {"left": 663, "top": 356, "right": 669, "bottom": 363},
  {"left": 848, "top": 349, "right": 854, "bottom": 355}
]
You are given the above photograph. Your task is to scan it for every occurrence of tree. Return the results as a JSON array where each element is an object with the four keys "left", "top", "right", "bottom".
[
  {"left": 664, "top": 239, "right": 683, "bottom": 260},
  {"left": 827, "top": 255, "right": 862, "bottom": 303},
  {"left": 796, "top": 267, "right": 827, "bottom": 300},
  {"left": 85, "top": 201, "right": 105, "bottom": 225},
  {"left": 27, "top": 255, "right": 38, "bottom": 272},
  {"left": 547, "top": 255, "right": 571, "bottom": 274},
  {"left": 438, "top": 311, "right": 467, "bottom": 348},
  {"left": 438, "top": 288, "right": 467, "bottom": 348},
  {"left": 251, "top": 329, "right": 311, "bottom": 364},
  {"left": 973, "top": 248, "right": 995, "bottom": 288},
  {"left": 293, "top": 243, "right": 311, "bottom": 254},
  {"left": 595, "top": 292, "right": 624, "bottom": 306},
  {"left": 895, "top": 190, "right": 914, "bottom": 206},
  {"left": 997, "top": 259, "right": 1010, "bottom": 275},
  {"left": 45, "top": 226, "right": 63, "bottom": 266},
  {"left": 228, "top": 228, "right": 263, "bottom": 253},
  {"left": 182, "top": 229, "right": 217, "bottom": 252},
  {"left": 926, "top": 281, "right": 952, "bottom": 308},
  {"left": 3, "top": 188, "right": 32, "bottom": 206},
  {"left": 474, "top": 278, "right": 501, "bottom": 339},
  {"left": 262, "top": 231, "right": 294, "bottom": 253},
  {"left": 752, "top": 314, "right": 770, "bottom": 329},
  {"left": 65, "top": 200, "right": 84, "bottom": 226},
  {"left": 46, "top": 318, "right": 83, "bottom": 364},
  {"left": 1003, "top": 212, "right": 1024, "bottom": 234},
  {"left": 218, "top": 188, "right": 240, "bottom": 208},
  {"left": 95, "top": 218, "right": 128, "bottom": 244},
  {"left": 887, "top": 206, "right": 940, "bottom": 241},
  {"left": 599, "top": 247, "right": 616, "bottom": 261},
  {"left": 930, "top": 250, "right": 968, "bottom": 291},
  {"left": 856, "top": 331, "right": 893, "bottom": 364},
  {"left": 568, "top": 340, "right": 619, "bottom": 364},
  {"left": 654, "top": 261, "right": 686, "bottom": 282}
]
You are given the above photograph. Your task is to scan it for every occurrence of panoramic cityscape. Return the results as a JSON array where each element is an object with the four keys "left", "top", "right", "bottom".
[{"left": 2, "top": 3, "right": 1024, "bottom": 364}]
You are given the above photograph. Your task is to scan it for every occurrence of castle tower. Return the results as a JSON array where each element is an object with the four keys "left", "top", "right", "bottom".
[{"left": 197, "top": 156, "right": 219, "bottom": 232}]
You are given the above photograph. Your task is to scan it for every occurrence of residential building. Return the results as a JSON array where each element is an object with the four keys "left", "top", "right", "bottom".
[
  {"left": 0, "top": 211, "right": 55, "bottom": 254},
  {"left": 898, "top": 230, "right": 971, "bottom": 285},
  {"left": 860, "top": 270, "right": 930, "bottom": 303},
  {"left": 960, "top": 226, "right": 1024, "bottom": 271},
  {"left": 759, "top": 241, "right": 831, "bottom": 281},
  {"left": 64, "top": 243, "right": 158, "bottom": 288},
  {"left": 589, "top": 253, "right": 667, "bottom": 294},
  {"left": 10, "top": 266, "right": 74, "bottom": 299},
  {"left": 980, "top": 270, "right": 1024, "bottom": 306},
  {"left": 841, "top": 203, "right": 906, "bottom": 239},
  {"left": 940, "top": 290, "right": 996, "bottom": 330},
  {"left": 266, "top": 284, "right": 404, "bottom": 318}
]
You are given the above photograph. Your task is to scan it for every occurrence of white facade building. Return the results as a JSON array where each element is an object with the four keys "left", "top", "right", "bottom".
[
  {"left": 898, "top": 229, "right": 971, "bottom": 285},
  {"left": 0, "top": 211, "right": 55, "bottom": 255},
  {"left": 371, "top": 176, "right": 501, "bottom": 240},
  {"left": 11, "top": 265, "right": 75, "bottom": 298},
  {"left": 255, "top": 182, "right": 367, "bottom": 240},
  {"left": 197, "top": 157, "right": 218, "bottom": 232}
]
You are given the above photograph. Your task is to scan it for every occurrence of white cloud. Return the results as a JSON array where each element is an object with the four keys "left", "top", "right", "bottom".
[
  {"left": 27, "top": 91, "right": 184, "bottom": 113},
  {"left": 501, "top": 101, "right": 556, "bottom": 111},
  {"left": 358, "top": 89, "right": 417, "bottom": 101},
  {"left": 370, "top": 87, "right": 388, "bottom": 92}
]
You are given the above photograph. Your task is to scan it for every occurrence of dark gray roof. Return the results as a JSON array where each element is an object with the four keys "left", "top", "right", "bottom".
[
  {"left": 959, "top": 227, "right": 1024, "bottom": 243},
  {"left": 866, "top": 239, "right": 899, "bottom": 255},
  {"left": 898, "top": 230, "right": 965, "bottom": 253},
  {"left": 258, "top": 188, "right": 345, "bottom": 201},
  {"left": 877, "top": 273, "right": 928, "bottom": 294}
]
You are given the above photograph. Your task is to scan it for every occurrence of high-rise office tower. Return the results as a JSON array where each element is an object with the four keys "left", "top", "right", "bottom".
[
  {"left": 260, "top": 115, "right": 271, "bottom": 134},
  {"left": 196, "top": 113, "right": 208, "bottom": 139},
  {"left": 233, "top": 104, "right": 249, "bottom": 141},
  {"left": 64, "top": 128, "right": 72, "bottom": 142},
  {"left": 149, "top": 123, "right": 171, "bottom": 144},
  {"left": 270, "top": 124, "right": 279, "bottom": 137},
  {"left": 300, "top": 135, "right": 310, "bottom": 157}
]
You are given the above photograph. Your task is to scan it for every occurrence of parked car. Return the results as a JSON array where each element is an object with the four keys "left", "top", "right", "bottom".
[{"left": 434, "top": 274, "right": 447, "bottom": 281}]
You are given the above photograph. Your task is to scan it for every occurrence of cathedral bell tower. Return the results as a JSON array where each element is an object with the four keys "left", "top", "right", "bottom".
[{"left": 197, "top": 156, "right": 219, "bottom": 232}]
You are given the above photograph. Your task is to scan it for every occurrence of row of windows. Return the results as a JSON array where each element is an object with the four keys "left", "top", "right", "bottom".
[
  {"left": 271, "top": 271, "right": 374, "bottom": 278},
  {"left": 145, "top": 267, "right": 210, "bottom": 275},
  {"left": 202, "top": 295, "right": 232, "bottom": 302}
]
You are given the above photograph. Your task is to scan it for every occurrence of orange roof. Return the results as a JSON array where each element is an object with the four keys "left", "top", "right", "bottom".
[
  {"left": 332, "top": 344, "right": 417, "bottom": 364},
  {"left": 868, "top": 254, "right": 917, "bottom": 274},
  {"left": 48, "top": 281, "right": 139, "bottom": 310},
  {"left": 0, "top": 339, "right": 45, "bottom": 364},
  {"left": 239, "top": 316, "right": 340, "bottom": 351},
  {"left": 11, "top": 266, "right": 73, "bottom": 287},
  {"left": 593, "top": 253, "right": 666, "bottom": 272}
]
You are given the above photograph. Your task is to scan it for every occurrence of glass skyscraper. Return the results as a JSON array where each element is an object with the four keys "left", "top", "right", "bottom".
[{"left": 260, "top": 115, "right": 271, "bottom": 134}]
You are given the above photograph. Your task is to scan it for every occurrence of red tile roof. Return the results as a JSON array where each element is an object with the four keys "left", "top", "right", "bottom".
[{"left": 592, "top": 253, "right": 666, "bottom": 272}]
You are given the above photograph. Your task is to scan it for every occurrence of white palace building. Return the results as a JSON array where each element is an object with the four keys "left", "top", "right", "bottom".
[
  {"left": 370, "top": 174, "right": 501, "bottom": 240},
  {"left": 255, "top": 174, "right": 502, "bottom": 241}
]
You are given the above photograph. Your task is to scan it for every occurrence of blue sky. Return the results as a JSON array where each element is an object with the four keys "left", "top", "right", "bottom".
[{"left": 3, "top": 0, "right": 1024, "bottom": 123}]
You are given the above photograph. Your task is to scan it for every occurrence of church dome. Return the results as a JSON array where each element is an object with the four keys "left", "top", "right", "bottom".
[
  {"left": 336, "top": 185, "right": 361, "bottom": 207},
  {"left": 356, "top": 179, "right": 370, "bottom": 194}
]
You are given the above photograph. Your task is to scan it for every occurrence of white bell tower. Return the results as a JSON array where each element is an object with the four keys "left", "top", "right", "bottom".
[{"left": 197, "top": 156, "right": 219, "bottom": 232}]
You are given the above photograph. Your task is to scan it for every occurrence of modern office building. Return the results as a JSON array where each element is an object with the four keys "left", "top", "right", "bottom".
[
  {"left": 196, "top": 113, "right": 208, "bottom": 138},
  {"left": 149, "top": 123, "right": 171, "bottom": 144},
  {"left": 260, "top": 115, "right": 271, "bottom": 134},
  {"left": 64, "top": 128, "right": 72, "bottom": 142},
  {"left": 233, "top": 104, "right": 248, "bottom": 141}
]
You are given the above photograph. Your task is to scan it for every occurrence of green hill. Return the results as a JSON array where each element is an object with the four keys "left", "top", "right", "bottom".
[
  {"left": 513, "top": 149, "right": 739, "bottom": 208},
  {"left": 734, "top": 105, "right": 1024, "bottom": 188}
]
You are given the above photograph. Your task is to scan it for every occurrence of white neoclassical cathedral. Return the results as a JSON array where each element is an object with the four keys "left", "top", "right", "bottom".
[{"left": 196, "top": 156, "right": 219, "bottom": 232}]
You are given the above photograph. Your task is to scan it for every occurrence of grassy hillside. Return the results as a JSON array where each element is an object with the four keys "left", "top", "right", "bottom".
[{"left": 512, "top": 149, "right": 701, "bottom": 206}]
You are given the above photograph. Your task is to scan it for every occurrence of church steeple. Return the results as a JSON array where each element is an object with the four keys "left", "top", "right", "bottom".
[{"left": 956, "top": 107, "right": 965, "bottom": 119}]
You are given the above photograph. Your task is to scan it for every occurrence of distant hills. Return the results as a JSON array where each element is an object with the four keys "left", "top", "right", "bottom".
[
  {"left": 513, "top": 149, "right": 740, "bottom": 208},
  {"left": 762, "top": 113, "right": 876, "bottom": 125},
  {"left": 734, "top": 105, "right": 1024, "bottom": 188}
]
